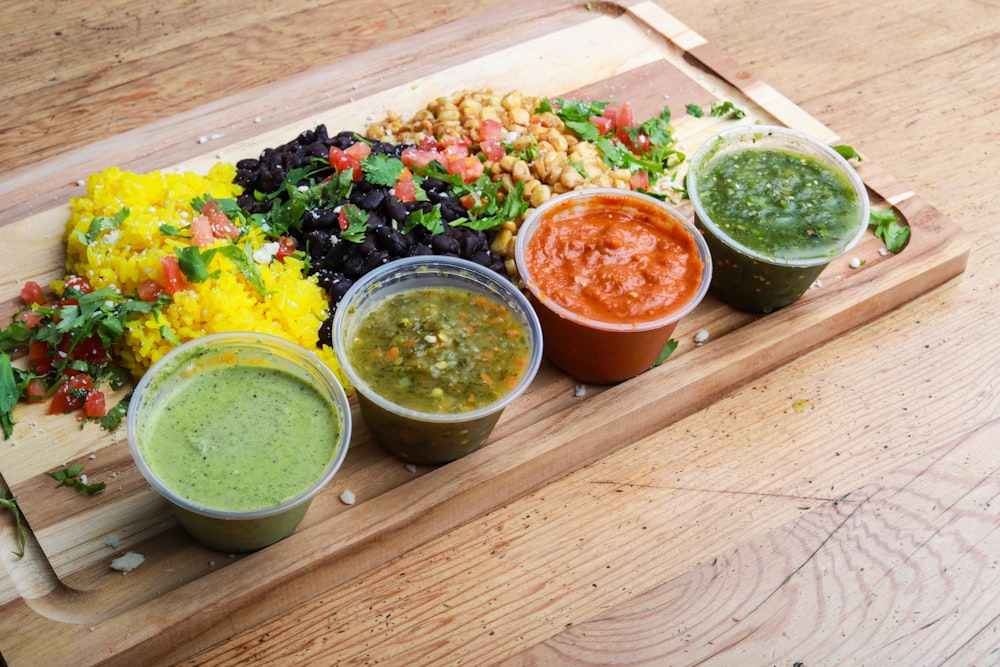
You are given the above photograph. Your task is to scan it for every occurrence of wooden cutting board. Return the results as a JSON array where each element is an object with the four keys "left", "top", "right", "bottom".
[{"left": 0, "top": 1, "right": 970, "bottom": 664}]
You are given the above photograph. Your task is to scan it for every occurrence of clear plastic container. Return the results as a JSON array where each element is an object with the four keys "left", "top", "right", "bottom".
[
  {"left": 332, "top": 256, "right": 542, "bottom": 465},
  {"left": 687, "top": 125, "right": 870, "bottom": 313},
  {"left": 127, "top": 332, "right": 351, "bottom": 552},
  {"left": 515, "top": 188, "right": 711, "bottom": 384}
]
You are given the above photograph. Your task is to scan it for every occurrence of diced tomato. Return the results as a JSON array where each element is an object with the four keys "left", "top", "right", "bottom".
[
  {"left": 48, "top": 372, "right": 95, "bottom": 414},
  {"left": 345, "top": 142, "right": 372, "bottom": 161},
  {"left": 15, "top": 308, "right": 45, "bottom": 329},
  {"left": 417, "top": 135, "right": 439, "bottom": 151},
  {"left": 480, "top": 140, "right": 505, "bottom": 163},
  {"left": 447, "top": 156, "right": 484, "bottom": 183},
  {"left": 443, "top": 142, "right": 470, "bottom": 159},
  {"left": 337, "top": 208, "right": 350, "bottom": 232},
  {"left": 201, "top": 200, "right": 240, "bottom": 241},
  {"left": 189, "top": 213, "right": 215, "bottom": 247},
  {"left": 275, "top": 236, "right": 297, "bottom": 261},
  {"left": 589, "top": 115, "right": 614, "bottom": 135},
  {"left": 479, "top": 119, "right": 504, "bottom": 143},
  {"left": 401, "top": 146, "right": 444, "bottom": 169},
  {"left": 160, "top": 255, "right": 185, "bottom": 295},
  {"left": 62, "top": 332, "right": 110, "bottom": 366},
  {"left": 393, "top": 179, "right": 417, "bottom": 202},
  {"left": 329, "top": 146, "right": 362, "bottom": 181},
  {"left": 603, "top": 101, "right": 634, "bottom": 130},
  {"left": 25, "top": 379, "right": 46, "bottom": 403},
  {"left": 630, "top": 170, "right": 650, "bottom": 190},
  {"left": 28, "top": 340, "right": 50, "bottom": 372},
  {"left": 20, "top": 281, "right": 44, "bottom": 306},
  {"left": 84, "top": 390, "right": 108, "bottom": 418},
  {"left": 136, "top": 279, "right": 164, "bottom": 302},
  {"left": 439, "top": 135, "right": 472, "bottom": 151},
  {"left": 459, "top": 193, "right": 481, "bottom": 210}
]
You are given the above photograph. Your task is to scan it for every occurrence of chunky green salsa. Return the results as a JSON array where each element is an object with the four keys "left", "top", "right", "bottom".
[
  {"left": 348, "top": 285, "right": 530, "bottom": 414},
  {"left": 697, "top": 148, "right": 861, "bottom": 261}
]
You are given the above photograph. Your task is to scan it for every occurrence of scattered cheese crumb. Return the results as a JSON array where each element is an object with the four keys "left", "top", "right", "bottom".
[
  {"left": 405, "top": 463, "right": 417, "bottom": 474},
  {"left": 339, "top": 489, "right": 357, "bottom": 505},
  {"left": 849, "top": 257, "right": 863, "bottom": 269},
  {"left": 105, "top": 534, "right": 119, "bottom": 548},
  {"left": 110, "top": 552, "right": 145, "bottom": 574},
  {"left": 694, "top": 329, "right": 710, "bottom": 345},
  {"left": 574, "top": 384, "right": 587, "bottom": 397}
]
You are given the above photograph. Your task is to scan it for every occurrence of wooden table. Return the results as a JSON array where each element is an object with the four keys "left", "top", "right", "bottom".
[{"left": 1, "top": 0, "right": 997, "bottom": 664}]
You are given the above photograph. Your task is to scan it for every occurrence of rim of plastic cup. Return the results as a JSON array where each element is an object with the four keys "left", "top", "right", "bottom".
[
  {"left": 514, "top": 188, "right": 713, "bottom": 333},
  {"left": 331, "top": 255, "right": 543, "bottom": 423},
  {"left": 686, "top": 124, "right": 870, "bottom": 268},
  {"left": 126, "top": 332, "right": 352, "bottom": 520}
]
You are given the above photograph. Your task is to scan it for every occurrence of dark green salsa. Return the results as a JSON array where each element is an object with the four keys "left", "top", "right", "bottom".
[
  {"left": 348, "top": 285, "right": 531, "bottom": 414},
  {"left": 696, "top": 148, "right": 862, "bottom": 261}
]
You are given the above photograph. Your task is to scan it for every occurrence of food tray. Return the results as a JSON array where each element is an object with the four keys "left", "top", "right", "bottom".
[{"left": 0, "top": 1, "right": 970, "bottom": 664}]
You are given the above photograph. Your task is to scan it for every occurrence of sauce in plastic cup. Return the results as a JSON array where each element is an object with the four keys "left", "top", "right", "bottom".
[
  {"left": 515, "top": 188, "right": 711, "bottom": 384},
  {"left": 332, "top": 256, "right": 542, "bottom": 465},
  {"left": 127, "top": 332, "right": 351, "bottom": 552},
  {"left": 687, "top": 125, "right": 870, "bottom": 313}
]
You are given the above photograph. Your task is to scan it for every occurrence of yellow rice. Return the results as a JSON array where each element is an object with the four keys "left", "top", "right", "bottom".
[{"left": 64, "top": 164, "right": 346, "bottom": 387}]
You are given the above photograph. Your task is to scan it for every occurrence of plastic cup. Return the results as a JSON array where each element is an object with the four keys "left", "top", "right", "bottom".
[
  {"left": 686, "top": 125, "right": 870, "bottom": 313},
  {"left": 127, "top": 332, "right": 351, "bottom": 552},
  {"left": 514, "top": 188, "right": 712, "bottom": 384},
  {"left": 332, "top": 256, "right": 542, "bottom": 465}
]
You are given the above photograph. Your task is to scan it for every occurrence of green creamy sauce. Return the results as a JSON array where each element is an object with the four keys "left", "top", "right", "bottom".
[
  {"left": 349, "top": 286, "right": 530, "bottom": 414},
  {"left": 143, "top": 365, "right": 339, "bottom": 511},
  {"left": 697, "top": 148, "right": 860, "bottom": 260}
]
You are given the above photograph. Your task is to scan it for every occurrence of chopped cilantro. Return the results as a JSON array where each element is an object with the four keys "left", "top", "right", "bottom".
[
  {"left": 175, "top": 242, "right": 268, "bottom": 295},
  {"left": 709, "top": 101, "right": 746, "bottom": 119},
  {"left": 0, "top": 494, "right": 25, "bottom": 558},
  {"left": 653, "top": 339, "right": 679, "bottom": 366},
  {"left": 339, "top": 204, "right": 371, "bottom": 242},
  {"left": 362, "top": 154, "right": 405, "bottom": 187},
  {"left": 48, "top": 464, "right": 106, "bottom": 496},
  {"left": 834, "top": 145, "right": 863, "bottom": 162},
  {"left": 869, "top": 208, "right": 910, "bottom": 253},
  {"left": 686, "top": 104, "right": 705, "bottom": 118},
  {"left": 404, "top": 206, "right": 445, "bottom": 236},
  {"left": 73, "top": 208, "right": 130, "bottom": 246},
  {"left": 0, "top": 354, "right": 17, "bottom": 438}
]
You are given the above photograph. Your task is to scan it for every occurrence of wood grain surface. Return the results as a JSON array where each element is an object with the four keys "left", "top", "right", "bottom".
[{"left": 1, "top": 0, "right": 997, "bottom": 665}]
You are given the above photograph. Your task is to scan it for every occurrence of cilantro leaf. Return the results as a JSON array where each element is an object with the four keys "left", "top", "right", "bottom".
[
  {"left": 339, "top": 204, "right": 371, "bottom": 243},
  {"left": 175, "top": 245, "right": 219, "bottom": 283},
  {"left": 653, "top": 339, "right": 679, "bottom": 367},
  {"left": 404, "top": 207, "right": 445, "bottom": 236},
  {"left": 709, "top": 101, "right": 746, "bottom": 119},
  {"left": 362, "top": 154, "right": 405, "bottom": 187},
  {"left": 0, "top": 495, "right": 25, "bottom": 558},
  {"left": 834, "top": 145, "right": 863, "bottom": 162},
  {"left": 686, "top": 104, "right": 704, "bottom": 118},
  {"left": 49, "top": 464, "right": 106, "bottom": 496},
  {"left": 1, "top": 354, "right": 17, "bottom": 438},
  {"left": 73, "top": 208, "right": 130, "bottom": 246},
  {"left": 869, "top": 208, "right": 910, "bottom": 253}
]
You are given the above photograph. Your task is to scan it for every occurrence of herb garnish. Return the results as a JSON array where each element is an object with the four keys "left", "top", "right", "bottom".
[
  {"left": 73, "top": 208, "right": 130, "bottom": 246},
  {"left": 48, "top": 464, "right": 106, "bottom": 496},
  {"left": 652, "top": 339, "right": 679, "bottom": 367},
  {"left": 869, "top": 208, "right": 910, "bottom": 253},
  {"left": 0, "top": 494, "right": 26, "bottom": 558}
]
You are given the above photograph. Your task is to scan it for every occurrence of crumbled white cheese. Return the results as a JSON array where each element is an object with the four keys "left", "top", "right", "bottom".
[
  {"left": 574, "top": 384, "right": 587, "bottom": 397},
  {"left": 110, "top": 551, "right": 145, "bottom": 574},
  {"left": 405, "top": 463, "right": 417, "bottom": 474},
  {"left": 252, "top": 241, "right": 280, "bottom": 265},
  {"left": 849, "top": 257, "right": 863, "bottom": 268},
  {"left": 694, "top": 329, "right": 710, "bottom": 345},
  {"left": 339, "top": 489, "right": 357, "bottom": 505},
  {"left": 105, "top": 534, "right": 119, "bottom": 548}
]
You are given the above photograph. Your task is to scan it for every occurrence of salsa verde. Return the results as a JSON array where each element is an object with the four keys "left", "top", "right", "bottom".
[
  {"left": 141, "top": 365, "right": 340, "bottom": 511},
  {"left": 348, "top": 285, "right": 531, "bottom": 414},
  {"left": 696, "top": 148, "right": 862, "bottom": 261}
]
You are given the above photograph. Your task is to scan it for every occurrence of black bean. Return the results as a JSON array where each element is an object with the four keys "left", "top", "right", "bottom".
[
  {"left": 383, "top": 196, "right": 408, "bottom": 223},
  {"left": 431, "top": 234, "right": 461, "bottom": 256}
]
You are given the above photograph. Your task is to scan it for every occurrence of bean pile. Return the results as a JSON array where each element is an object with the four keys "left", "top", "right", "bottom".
[{"left": 233, "top": 126, "right": 505, "bottom": 345}]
